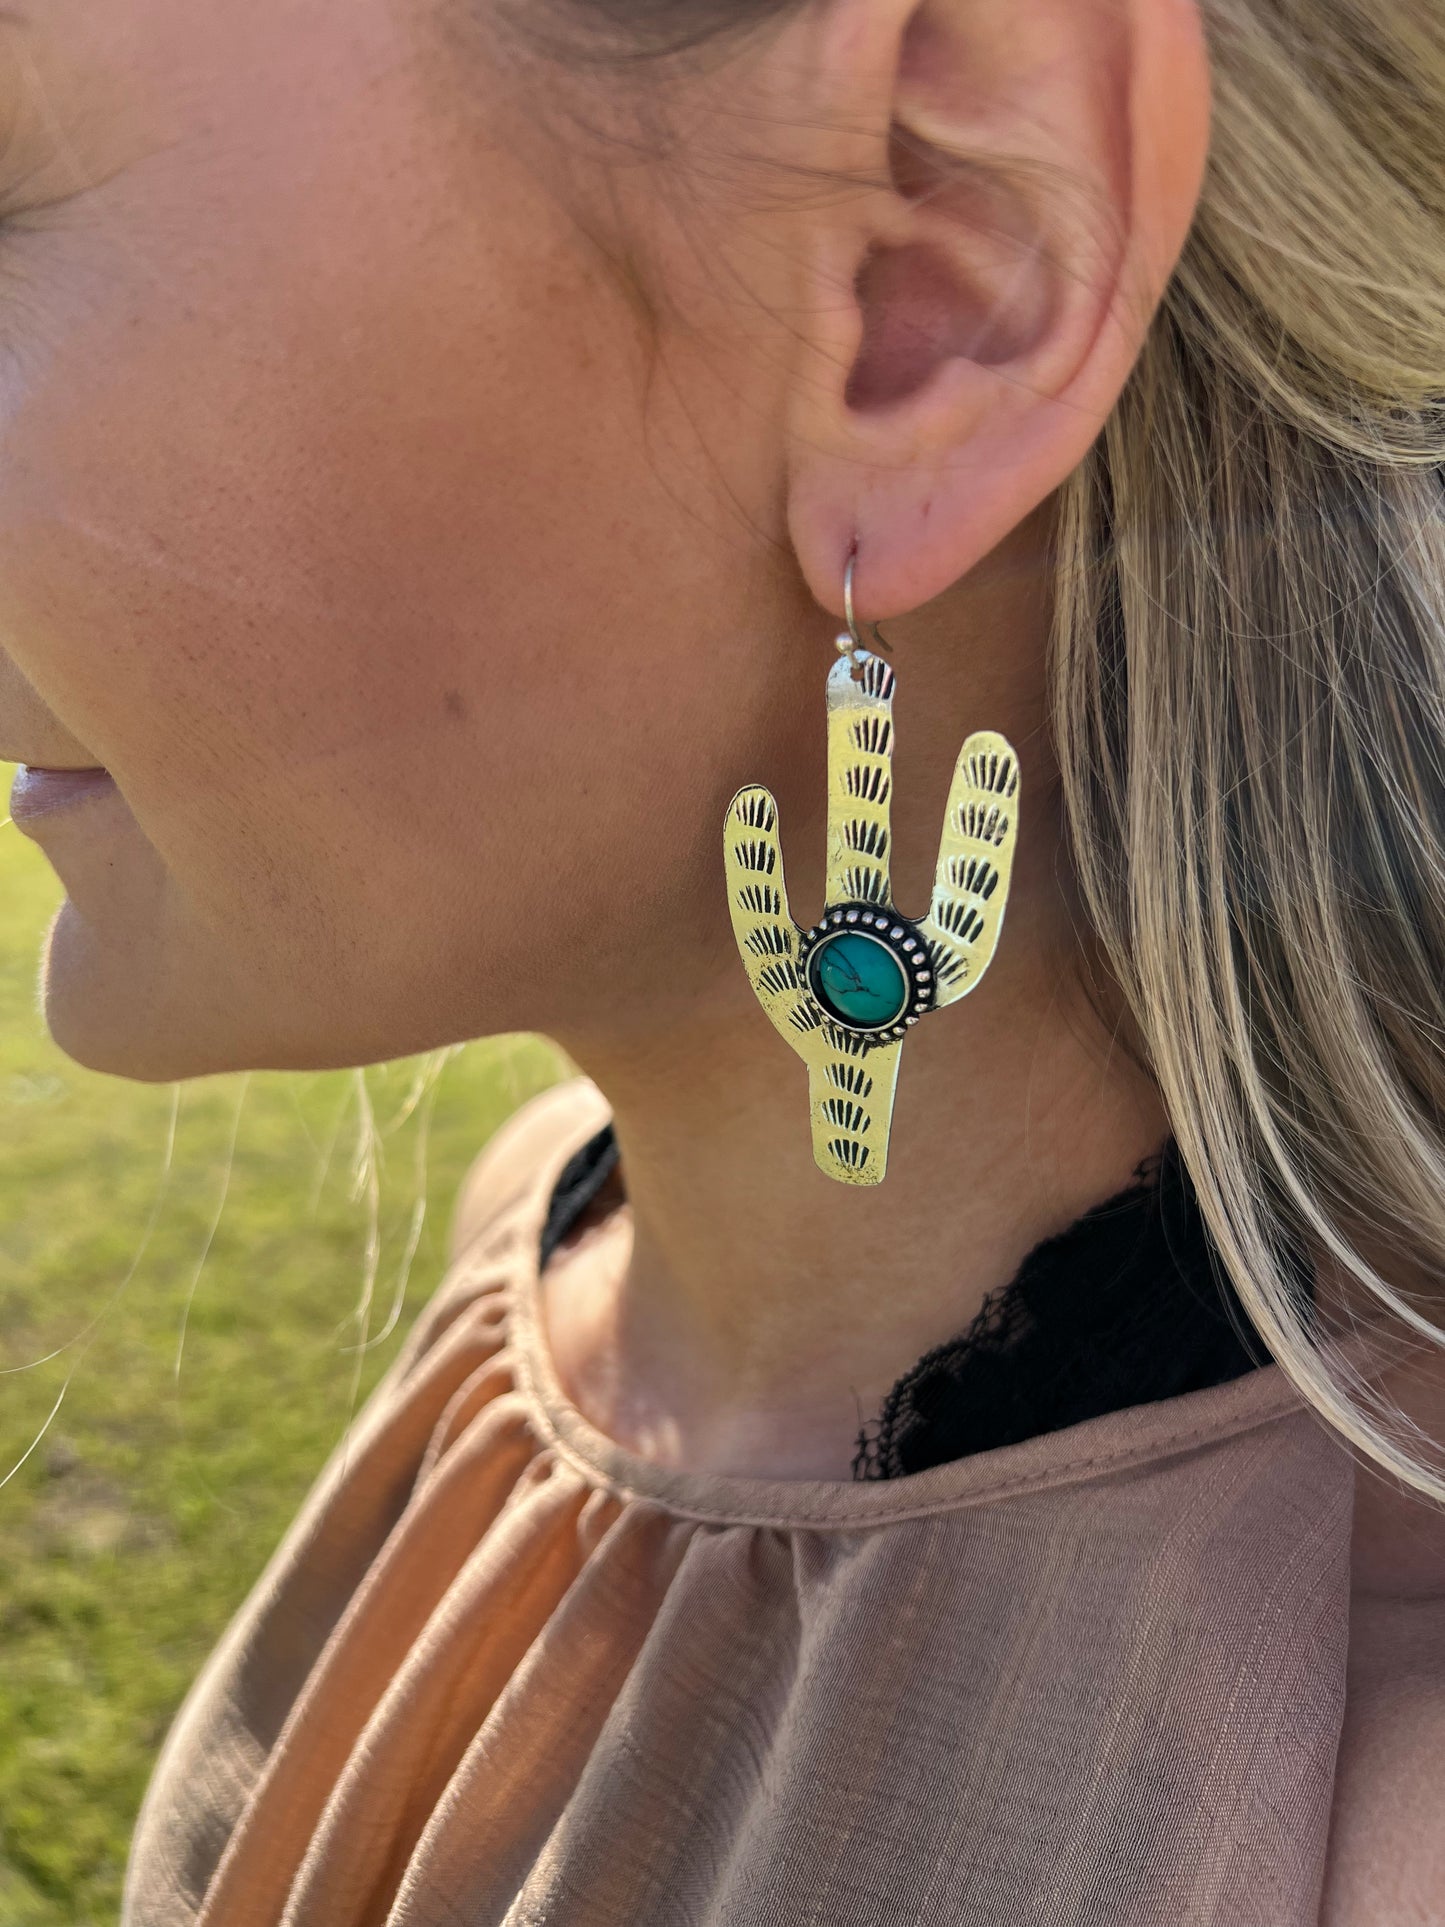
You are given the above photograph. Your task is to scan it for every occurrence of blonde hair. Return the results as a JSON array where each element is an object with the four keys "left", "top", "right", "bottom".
[{"left": 1055, "top": 0, "right": 1445, "bottom": 1502}]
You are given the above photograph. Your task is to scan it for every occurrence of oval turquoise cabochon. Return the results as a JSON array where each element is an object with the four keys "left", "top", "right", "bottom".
[{"left": 808, "top": 930, "right": 909, "bottom": 1029}]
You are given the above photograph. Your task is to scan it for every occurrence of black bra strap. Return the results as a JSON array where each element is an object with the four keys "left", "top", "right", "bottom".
[{"left": 538, "top": 1124, "right": 621, "bottom": 1271}]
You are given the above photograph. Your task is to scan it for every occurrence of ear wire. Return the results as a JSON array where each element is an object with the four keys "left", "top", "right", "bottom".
[{"left": 836, "top": 541, "right": 891, "bottom": 679}]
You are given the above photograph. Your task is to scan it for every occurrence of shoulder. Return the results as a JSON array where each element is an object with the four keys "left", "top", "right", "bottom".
[
  {"left": 1320, "top": 1588, "right": 1445, "bottom": 1924},
  {"left": 447, "top": 1074, "right": 612, "bottom": 1265},
  {"left": 1318, "top": 1327, "right": 1445, "bottom": 1920}
]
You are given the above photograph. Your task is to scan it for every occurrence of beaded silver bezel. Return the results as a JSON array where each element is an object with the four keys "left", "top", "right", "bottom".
[{"left": 795, "top": 905, "right": 938, "bottom": 1042}]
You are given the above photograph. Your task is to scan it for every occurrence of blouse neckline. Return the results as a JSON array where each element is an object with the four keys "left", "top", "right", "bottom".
[{"left": 501, "top": 1083, "right": 1314, "bottom": 1533}]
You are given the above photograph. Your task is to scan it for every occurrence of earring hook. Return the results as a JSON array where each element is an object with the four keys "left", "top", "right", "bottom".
[{"left": 837, "top": 543, "right": 890, "bottom": 676}]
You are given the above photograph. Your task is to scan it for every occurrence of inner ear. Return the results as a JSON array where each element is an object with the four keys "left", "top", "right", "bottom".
[
  {"left": 845, "top": 239, "right": 1052, "bottom": 409},
  {"left": 846, "top": 138, "right": 1062, "bottom": 413}
]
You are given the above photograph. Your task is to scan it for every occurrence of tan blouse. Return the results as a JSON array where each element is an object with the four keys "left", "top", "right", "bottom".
[{"left": 123, "top": 1078, "right": 1360, "bottom": 1927}]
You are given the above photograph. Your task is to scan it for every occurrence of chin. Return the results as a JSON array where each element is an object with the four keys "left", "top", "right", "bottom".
[
  {"left": 39, "top": 899, "right": 207, "bottom": 1082},
  {"left": 39, "top": 898, "right": 314, "bottom": 1083},
  {"left": 38, "top": 897, "right": 494, "bottom": 1083}
]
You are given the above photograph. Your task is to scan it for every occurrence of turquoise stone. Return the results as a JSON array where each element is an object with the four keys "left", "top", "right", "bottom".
[{"left": 809, "top": 930, "right": 909, "bottom": 1029}]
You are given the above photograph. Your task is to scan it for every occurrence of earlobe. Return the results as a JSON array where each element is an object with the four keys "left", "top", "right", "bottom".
[{"left": 784, "top": 0, "right": 1210, "bottom": 621}]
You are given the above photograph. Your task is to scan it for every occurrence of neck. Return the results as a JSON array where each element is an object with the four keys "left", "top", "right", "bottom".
[
  {"left": 548, "top": 542, "right": 1169, "bottom": 1479},
  {"left": 561, "top": 994, "right": 1165, "bottom": 1483}
]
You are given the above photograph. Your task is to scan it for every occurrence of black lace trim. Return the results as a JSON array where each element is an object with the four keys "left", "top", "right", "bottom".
[
  {"left": 850, "top": 1142, "right": 1309, "bottom": 1478},
  {"left": 535, "top": 1125, "right": 1311, "bottom": 1483}
]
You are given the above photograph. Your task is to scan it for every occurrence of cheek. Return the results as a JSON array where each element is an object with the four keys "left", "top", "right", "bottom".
[{"left": 0, "top": 156, "right": 777, "bottom": 1036}]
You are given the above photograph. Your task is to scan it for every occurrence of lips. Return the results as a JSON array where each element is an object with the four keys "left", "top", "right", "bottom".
[{"left": 9, "top": 764, "right": 117, "bottom": 825}]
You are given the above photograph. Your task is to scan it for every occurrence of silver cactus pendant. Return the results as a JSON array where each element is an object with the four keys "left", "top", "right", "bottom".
[{"left": 723, "top": 648, "right": 1020, "bottom": 1186}]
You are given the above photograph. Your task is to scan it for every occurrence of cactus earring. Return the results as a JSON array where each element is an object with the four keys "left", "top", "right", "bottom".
[{"left": 723, "top": 554, "right": 1021, "bottom": 1187}]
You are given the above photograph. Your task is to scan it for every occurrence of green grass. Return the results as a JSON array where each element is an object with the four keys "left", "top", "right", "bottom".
[{"left": 0, "top": 770, "right": 565, "bottom": 1925}]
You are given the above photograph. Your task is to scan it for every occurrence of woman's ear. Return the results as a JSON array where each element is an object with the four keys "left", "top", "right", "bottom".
[{"left": 783, "top": 0, "right": 1211, "bottom": 620}]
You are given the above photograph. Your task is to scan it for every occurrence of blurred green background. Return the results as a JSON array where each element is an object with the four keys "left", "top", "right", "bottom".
[{"left": 0, "top": 768, "right": 565, "bottom": 1925}]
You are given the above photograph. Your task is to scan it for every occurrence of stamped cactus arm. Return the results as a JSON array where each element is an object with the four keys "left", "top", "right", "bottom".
[
  {"left": 723, "top": 786, "right": 815, "bottom": 1056},
  {"left": 805, "top": 1037, "right": 902, "bottom": 1187},
  {"left": 824, "top": 651, "right": 895, "bottom": 911},
  {"left": 917, "top": 732, "right": 1021, "bottom": 1009}
]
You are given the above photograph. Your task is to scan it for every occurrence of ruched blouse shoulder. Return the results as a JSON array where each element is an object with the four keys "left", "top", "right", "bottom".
[{"left": 123, "top": 1077, "right": 1357, "bottom": 1927}]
